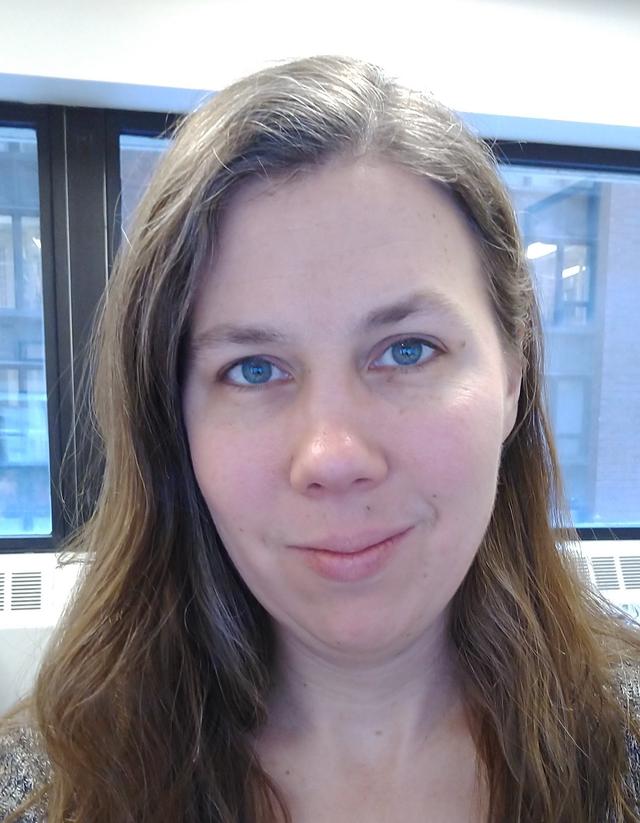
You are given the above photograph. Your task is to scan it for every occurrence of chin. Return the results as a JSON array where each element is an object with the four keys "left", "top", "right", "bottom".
[{"left": 298, "top": 604, "right": 444, "bottom": 661}]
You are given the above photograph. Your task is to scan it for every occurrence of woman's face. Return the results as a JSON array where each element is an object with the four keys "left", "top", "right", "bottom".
[{"left": 182, "top": 157, "right": 520, "bottom": 659}]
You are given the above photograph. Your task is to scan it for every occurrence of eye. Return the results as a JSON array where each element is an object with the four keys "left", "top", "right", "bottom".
[
  {"left": 220, "top": 337, "right": 440, "bottom": 390},
  {"left": 221, "top": 356, "right": 289, "bottom": 387},
  {"left": 372, "top": 338, "right": 440, "bottom": 371}
]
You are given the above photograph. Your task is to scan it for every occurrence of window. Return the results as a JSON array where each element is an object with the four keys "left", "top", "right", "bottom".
[
  {"left": 119, "top": 133, "right": 170, "bottom": 231},
  {"left": 0, "top": 106, "right": 173, "bottom": 552},
  {"left": 501, "top": 153, "right": 640, "bottom": 530},
  {"left": 0, "top": 126, "right": 51, "bottom": 537},
  {"left": 0, "top": 107, "right": 638, "bottom": 551}
]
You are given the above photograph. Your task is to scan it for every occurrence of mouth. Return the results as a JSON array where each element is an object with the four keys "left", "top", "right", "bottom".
[
  {"left": 293, "top": 526, "right": 413, "bottom": 555},
  {"left": 290, "top": 527, "right": 413, "bottom": 583}
]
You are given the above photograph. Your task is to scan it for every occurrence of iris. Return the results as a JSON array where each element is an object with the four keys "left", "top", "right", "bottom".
[
  {"left": 391, "top": 340, "right": 424, "bottom": 365},
  {"left": 241, "top": 358, "right": 272, "bottom": 384}
]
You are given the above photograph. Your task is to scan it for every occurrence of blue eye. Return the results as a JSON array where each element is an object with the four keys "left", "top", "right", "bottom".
[
  {"left": 373, "top": 338, "right": 438, "bottom": 370},
  {"left": 224, "top": 357, "right": 287, "bottom": 386}
]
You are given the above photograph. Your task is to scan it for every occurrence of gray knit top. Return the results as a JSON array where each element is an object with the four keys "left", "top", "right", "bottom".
[{"left": 3, "top": 664, "right": 640, "bottom": 822}]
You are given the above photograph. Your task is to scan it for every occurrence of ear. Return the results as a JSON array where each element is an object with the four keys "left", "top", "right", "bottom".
[{"left": 502, "top": 351, "right": 523, "bottom": 443}]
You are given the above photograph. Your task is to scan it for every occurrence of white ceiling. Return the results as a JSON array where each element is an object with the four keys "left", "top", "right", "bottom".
[{"left": 0, "top": 0, "right": 638, "bottom": 130}]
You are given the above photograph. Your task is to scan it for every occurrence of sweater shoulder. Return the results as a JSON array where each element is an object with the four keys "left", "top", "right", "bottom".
[{"left": 0, "top": 725, "right": 50, "bottom": 822}]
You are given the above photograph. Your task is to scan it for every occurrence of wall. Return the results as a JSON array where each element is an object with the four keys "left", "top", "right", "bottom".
[
  {"left": 0, "top": 627, "right": 52, "bottom": 715},
  {"left": 0, "top": 0, "right": 639, "bottom": 140}
]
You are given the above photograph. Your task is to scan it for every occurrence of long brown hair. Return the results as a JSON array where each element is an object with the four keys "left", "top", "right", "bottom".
[{"left": 4, "top": 55, "right": 640, "bottom": 822}]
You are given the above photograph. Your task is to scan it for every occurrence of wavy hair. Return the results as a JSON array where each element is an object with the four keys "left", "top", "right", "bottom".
[{"left": 4, "top": 54, "right": 640, "bottom": 822}]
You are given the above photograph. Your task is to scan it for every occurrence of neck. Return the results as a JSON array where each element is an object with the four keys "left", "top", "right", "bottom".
[{"left": 258, "top": 615, "right": 468, "bottom": 766}]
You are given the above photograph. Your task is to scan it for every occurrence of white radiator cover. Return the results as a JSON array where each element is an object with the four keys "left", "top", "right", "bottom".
[{"left": 0, "top": 553, "right": 84, "bottom": 714}]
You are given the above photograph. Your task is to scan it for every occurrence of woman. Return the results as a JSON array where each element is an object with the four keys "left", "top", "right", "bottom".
[{"left": 2, "top": 55, "right": 640, "bottom": 823}]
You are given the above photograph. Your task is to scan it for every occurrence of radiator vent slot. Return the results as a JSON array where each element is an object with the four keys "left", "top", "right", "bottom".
[
  {"left": 0, "top": 572, "right": 4, "bottom": 610},
  {"left": 575, "top": 556, "right": 591, "bottom": 586},
  {"left": 11, "top": 572, "right": 42, "bottom": 611},
  {"left": 591, "top": 556, "right": 619, "bottom": 591},
  {"left": 620, "top": 557, "right": 640, "bottom": 590}
]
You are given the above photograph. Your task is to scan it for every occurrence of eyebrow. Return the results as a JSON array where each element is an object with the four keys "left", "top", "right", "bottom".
[{"left": 189, "top": 289, "right": 467, "bottom": 355}]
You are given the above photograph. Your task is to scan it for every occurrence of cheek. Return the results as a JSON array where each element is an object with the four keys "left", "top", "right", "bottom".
[
  {"left": 187, "top": 423, "right": 280, "bottom": 539},
  {"left": 399, "top": 379, "right": 506, "bottom": 507},
  {"left": 186, "top": 424, "right": 283, "bottom": 597}
]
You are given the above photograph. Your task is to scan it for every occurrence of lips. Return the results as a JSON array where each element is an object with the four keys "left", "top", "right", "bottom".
[
  {"left": 292, "top": 526, "right": 412, "bottom": 555},
  {"left": 291, "top": 527, "right": 413, "bottom": 583}
]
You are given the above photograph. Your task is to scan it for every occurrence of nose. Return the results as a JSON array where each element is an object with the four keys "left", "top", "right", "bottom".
[{"left": 289, "top": 420, "right": 389, "bottom": 495}]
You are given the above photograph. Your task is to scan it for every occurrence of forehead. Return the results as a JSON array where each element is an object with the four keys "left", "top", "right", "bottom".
[{"left": 192, "top": 157, "right": 490, "bottom": 332}]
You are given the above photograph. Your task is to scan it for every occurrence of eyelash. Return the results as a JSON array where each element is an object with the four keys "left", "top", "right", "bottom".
[{"left": 219, "top": 337, "right": 442, "bottom": 390}]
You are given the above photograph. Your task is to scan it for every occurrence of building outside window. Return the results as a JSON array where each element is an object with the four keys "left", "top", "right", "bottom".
[
  {"left": 503, "top": 166, "right": 640, "bottom": 528},
  {"left": 0, "top": 127, "right": 50, "bottom": 537}
]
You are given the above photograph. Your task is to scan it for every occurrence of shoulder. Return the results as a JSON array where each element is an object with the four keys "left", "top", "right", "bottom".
[
  {"left": 616, "top": 657, "right": 640, "bottom": 740},
  {"left": 617, "top": 659, "right": 640, "bottom": 710},
  {"left": 615, "top": 659, "right": 640, "bottom": 813},
  {"left": 0, "top": 725, "right": 51, "bottom": 822}
]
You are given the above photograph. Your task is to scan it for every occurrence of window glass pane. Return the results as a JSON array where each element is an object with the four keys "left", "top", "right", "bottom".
[
  {"left": 0, "top": 126, "right": 51, "bottom": 536},
  {"left": 0, "top": 216, "right": 16, "bottom": 308},
  {"left": 119, "top": 134, "right": 170, "bottom": 232},
  {"left": 502, "top": 165, "right": 640, "bottom": 528}
]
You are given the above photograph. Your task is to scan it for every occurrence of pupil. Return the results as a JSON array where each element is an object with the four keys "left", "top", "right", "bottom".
[
  {"left": 393, "top": 340, "right": 422, "bottom": 365},
  {"left": 242, "top": 358, "right": 272, "bottom": 384}
]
